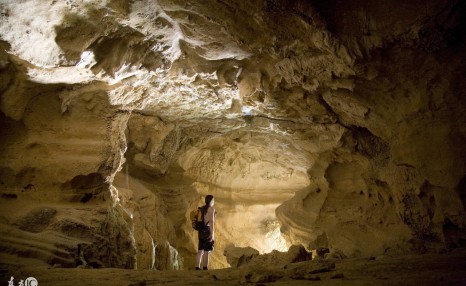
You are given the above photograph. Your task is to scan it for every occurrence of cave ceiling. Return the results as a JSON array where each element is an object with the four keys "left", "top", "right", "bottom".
[{"left": 0, "top": 0, "right": 465, "bottom": 269}]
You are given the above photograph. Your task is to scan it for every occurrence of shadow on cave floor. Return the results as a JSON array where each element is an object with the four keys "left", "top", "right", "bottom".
[{"left": 2, "top": 248, "right": 466, "bottom": 285}]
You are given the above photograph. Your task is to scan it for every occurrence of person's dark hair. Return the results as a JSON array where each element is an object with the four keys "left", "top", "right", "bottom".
[{"left": 205, "top": 195, "right": 214, "bottom": 207}]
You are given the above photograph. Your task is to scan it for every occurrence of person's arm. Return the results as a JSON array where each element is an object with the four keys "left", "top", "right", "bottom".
[{"left": 207, "top": 207, "right": 215, "bottom": 241}]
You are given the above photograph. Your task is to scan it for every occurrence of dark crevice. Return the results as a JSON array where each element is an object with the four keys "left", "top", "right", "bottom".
[
  {"left": 69, "top": 173, "right": 104, "bottom": 190},
  {"left": 458, "top": 175, "right": 466, "bottom": 210},
  {"left": 443, "top": 218, "right": 465, "bottom": 249},
  {"left": 317, "top": 92, "right": 347, "bottom": 127},
  {"left": 419, "top": 180, "right": 436, "bottom": 220},
  {"left": 340, "top": 126, "right": 390, "bottom": 160},
  {"left": 396, "top": 163, "right": 416, "bottom": 168}
]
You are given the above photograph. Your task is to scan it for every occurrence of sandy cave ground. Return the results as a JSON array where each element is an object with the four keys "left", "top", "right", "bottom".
[
  {"left": 1, "top": 0, "right": 466, "bottom": 285},
  {"left": 2, "top": 249, "right": 466, "bottom": 285}
]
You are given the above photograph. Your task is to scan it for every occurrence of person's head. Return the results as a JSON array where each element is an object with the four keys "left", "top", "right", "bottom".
[{"left": 205, "top": 195, "right": 214, "bottom": 207}]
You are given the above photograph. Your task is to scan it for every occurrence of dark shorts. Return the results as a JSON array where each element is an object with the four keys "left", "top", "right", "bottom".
[{"left": 198, "top": 239, "right": 214, "bottom": 251}]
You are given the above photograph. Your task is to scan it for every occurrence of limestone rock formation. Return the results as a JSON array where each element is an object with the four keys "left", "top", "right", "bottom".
[
  {"left": 0, "top": 0, "right": 465, "bottom": 271},
  {"left": 223, "top": 244, "right": 260, "bottom": 268},
  {"left": 224, "top": 244, "right": 311, "bottom": 269}
]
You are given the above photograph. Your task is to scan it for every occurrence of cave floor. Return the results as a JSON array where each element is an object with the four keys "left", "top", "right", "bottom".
[{"left": 2, "top": 248, "right": 466, "bottom": 285}]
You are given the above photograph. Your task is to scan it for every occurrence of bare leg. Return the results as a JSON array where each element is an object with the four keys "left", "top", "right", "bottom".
[
  {"left": 202, "top": 250, "right": 210, "bottom": 269},
  {"left": 195, "top": 250, "right": 204, "bottom": 268}
]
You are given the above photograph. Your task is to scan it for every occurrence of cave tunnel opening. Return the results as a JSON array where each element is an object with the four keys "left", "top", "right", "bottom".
[
  {"left": 0, "top": 0, "right": 465, "bottom": 284},
  {"left": 111, "top": 119, "right": 316, "bottom": 269}
]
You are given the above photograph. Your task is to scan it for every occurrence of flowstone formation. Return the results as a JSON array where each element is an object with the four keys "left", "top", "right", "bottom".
[{"left": 0, "top": 0, "right": 465, "bottom": 271}]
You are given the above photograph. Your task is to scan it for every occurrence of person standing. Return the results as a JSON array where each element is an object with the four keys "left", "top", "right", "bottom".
[{"left": 195, "top": 195, "right": 215, "bottom": 270}]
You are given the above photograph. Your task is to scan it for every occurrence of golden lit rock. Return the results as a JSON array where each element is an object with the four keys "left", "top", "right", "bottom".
[{"left": 0, "top": 0, "right": 465, "bottom": 283}]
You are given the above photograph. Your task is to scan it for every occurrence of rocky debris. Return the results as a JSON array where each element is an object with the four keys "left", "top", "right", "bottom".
[
  {"left": 1, "top": 193, "right": 17, "bottom": 199},
  {"left": 223, "top": 244, "right": 259, "bottom": 268},
  {"left": 286, "top": 260, "right": 341, "bottom": 281},
  {"left": 3, "top": 240, "right": 466, "bottom": 285},
  {"left": 0, "top": 0, "right": 465, "bottom": 271},
  {"left": 243, "top": 271, "right": 285, "bottom": 284},
  {"left": 285, "top": 260, "right": 336, "bottom": 276},
  {"left": 316, "top": 247, "right": 330, "bottom": 258},
  {"left": 331, "top": 273, "right": 345, "bottom": 279},
  {"left": 233, "top": 245, "right": 312, "bottom": 269},
  {"left": 154, "top": 241, "right": 183, "bottom": 270}
]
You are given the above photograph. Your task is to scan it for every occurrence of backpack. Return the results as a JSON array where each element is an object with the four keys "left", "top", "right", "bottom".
[{"left": 190, "top": 206, "right": 207, "bottom": 231}]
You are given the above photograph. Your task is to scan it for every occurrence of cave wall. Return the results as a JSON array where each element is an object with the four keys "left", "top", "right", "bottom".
[
  {"left": 0, "top": 45, "right": 135, "bottom": 268},
  {"left": 0, "top": 0, "right": 465, "bottom": 270}
]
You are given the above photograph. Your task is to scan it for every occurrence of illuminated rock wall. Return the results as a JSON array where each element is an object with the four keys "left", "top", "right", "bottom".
[{"left": 0, "top": 0, "right": 464, "bottom": 269}]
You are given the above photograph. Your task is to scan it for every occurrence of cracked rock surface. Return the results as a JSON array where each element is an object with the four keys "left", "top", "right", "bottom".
[{"left": 0, "top": 0, "right": 465, "bottom": 272}]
